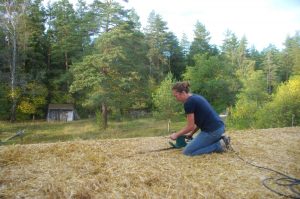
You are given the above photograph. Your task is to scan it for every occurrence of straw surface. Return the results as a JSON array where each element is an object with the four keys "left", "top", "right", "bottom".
[{"left": 1, "top": 127, "right": 299, "bottom": 198}]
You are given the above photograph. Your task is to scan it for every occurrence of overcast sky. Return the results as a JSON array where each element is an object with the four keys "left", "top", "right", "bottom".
[{"left": 118, "top": 0, "right": 300, "bottom": 51}]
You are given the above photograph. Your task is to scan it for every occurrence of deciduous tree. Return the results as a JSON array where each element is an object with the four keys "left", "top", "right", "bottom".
[
  {"left": 0, "top": 0, "right": 29, "bottom": 121},
  {"left": 152, "top": 73, "right": 181, "bottom": 125}
]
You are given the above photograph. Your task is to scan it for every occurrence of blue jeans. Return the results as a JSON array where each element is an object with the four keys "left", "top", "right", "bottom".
[{"left": 183, "top": 126, "right": 225, "bottom": 156}]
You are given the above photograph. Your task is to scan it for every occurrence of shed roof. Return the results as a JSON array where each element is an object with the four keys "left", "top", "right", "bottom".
[{"left": 48, "top": 104, "right": 74, "bottom": 110}]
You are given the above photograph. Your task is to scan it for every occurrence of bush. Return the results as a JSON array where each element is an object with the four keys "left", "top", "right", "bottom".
[
  {"left": 226, "top": 70, "right": 270, "bottom": 129},
  {"left": 255, "top": 75, "right": 300, "bottom": 128},
  {"left": 227, "top": 99, "right": 258, "bottom": 129}
]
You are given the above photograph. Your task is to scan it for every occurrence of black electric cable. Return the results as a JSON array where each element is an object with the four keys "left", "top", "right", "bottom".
[{"left": 228, "top": 143, "right": 300, "bottom": 198}]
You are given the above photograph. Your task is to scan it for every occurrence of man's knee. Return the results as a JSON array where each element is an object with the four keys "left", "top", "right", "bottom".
[{"left": 183, "top": 147, "right": 193, "bottom": 156}]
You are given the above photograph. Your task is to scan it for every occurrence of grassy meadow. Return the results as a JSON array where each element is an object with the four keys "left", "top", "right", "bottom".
[{"left": 0, "top": 118, "right": 186, "bottom": 145}]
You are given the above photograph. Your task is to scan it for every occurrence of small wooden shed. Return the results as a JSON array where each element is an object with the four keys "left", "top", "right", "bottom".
[{"left": 47, "top": 104, "right": 78, "bottom": 122}]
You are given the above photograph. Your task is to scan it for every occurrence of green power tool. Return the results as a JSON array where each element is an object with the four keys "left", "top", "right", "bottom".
[{"left": 169, "top": 135, "right": 193, "bottom": 148}]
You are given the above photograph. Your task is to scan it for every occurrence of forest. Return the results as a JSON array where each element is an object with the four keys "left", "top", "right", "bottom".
[{"left": 0, "top": 0, "right": 299, "bottom": 129}]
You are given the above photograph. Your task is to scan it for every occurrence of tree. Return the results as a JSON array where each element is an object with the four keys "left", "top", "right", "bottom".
[
  {"left": 221, "top": 30, "right": 239, "bottom": 66},
  {"left": 144, "top": 11, "right": 170, "bottom": 82},
  {"left": 71, "top": 23, "right": 149, "bottom": 128},
  {"left": 144, "top": 11, "right": 185, "bottom": 82},
  {"left": 281, "top": 32, "right": 300, "bottom": 80},
  {"left": 75, "top": 0, "right": 95, "bottom": 56},
  {"left": 152, "top": 73, "right": 182, "bottom": 130},
  {"left": 17, "top": 81, "right": 48, "bottom": 120},
  {"left": 45, "top": 0, "right": 86, "bottom": 106},
  {"left": 77, "top": 0, "right": 131, "bottom": 125},
  {"left": 188, "top": 21, "right": 218, "bottom": 66},
  {"left": 249, "top": 46, "right": 264, "bottom": 70},
  {"left": 165, "top": 32, "right": 185, "bottom": 80},
  {"left": 90, "top": 0, "right": 129, "bottom": 35},
  {"left": 179, "top": 33, "right": 190, "bottom": 74},
  {"left": 180, "top": 33, "right": 190, "bottom": 58},
  {"left": 48, "top": 0, "right": 80, "bottom": 71},
  {"left": 221, "top": 33, "right": 254, "bottom": 80},
  {"left": 127, "top": 8, "right": 141, "bottom": 31},
  {"left": 236, "top": 36, "right": 248, "bottom": 71},
  {"left": 261, "top": 45, "right": 280, "bottom": 94},
  {"left": 19, "top": 0, "right": 47, "bottom": 82},
  {"left": 184, "top": 54, "right": 237, "bottom": 112},
  {"left": 95, "top": 24, "right": 149, "bottom": 116},
  {"left": 0, "top": 18, "right": 10, "bottom": 90},
  {"left": 0, "top": 0, "right": 29, "bottom": 121}
]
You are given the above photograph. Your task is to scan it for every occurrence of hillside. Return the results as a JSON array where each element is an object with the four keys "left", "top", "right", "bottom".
[{"left": 1, "top": 127, "right": 299, "bottom": 198}]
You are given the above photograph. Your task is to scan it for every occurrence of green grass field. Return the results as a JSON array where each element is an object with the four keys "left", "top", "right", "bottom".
[{"left": 0, "top": 118, "right": 186, "bottom": 145}]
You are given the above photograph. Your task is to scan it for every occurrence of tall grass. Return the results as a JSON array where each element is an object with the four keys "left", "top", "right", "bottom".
[{"left": 0, "top": 117, "right": 186, "bottom": 145}]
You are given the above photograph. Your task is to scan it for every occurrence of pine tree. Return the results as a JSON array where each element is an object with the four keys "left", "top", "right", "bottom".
[
  {"left": 180, "top": 33, "right": 190, "bottom": 58},
  {"left": 262, "top": 45, "right": 280, "bottom": 94},
  {"left": 90, "top": 0, "right": 129, "bottom": 35},
  {"left": 84, "top": 0, "right": 131, "bottom": 124},
  {"left": 70, "top": 23, "right": 149, "bottom": 128},
  {"left": 144, "top": 11, "right": 170, "bottom": 82},
  {"left": 221, "top": 30, "right": 239, "bottom": 66},
  {"left": 76, "top": 0, "right": 94, "bottom": 56},
  {"left": 281, "top": 32, "right": 300, "bottom": 79},
  {"left": 20, "top": 0, "right": 47, "bottom": 82},
  {"left": 45, "top": 0, "right": 83, "bottom": 105},
  {"left": 49, "top": 0, "right": 80, "bottom": 71},
  {"left": 184, "top": 54, "right": 237, "bottom": 112},
  {"left": 166, "top": 32, "right": 185, "bottom": 80},
  {"left": 188, "top": 21, "right": 218, "bottom": 66}
]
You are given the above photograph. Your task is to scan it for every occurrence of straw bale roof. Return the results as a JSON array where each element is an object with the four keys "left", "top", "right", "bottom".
[
  {"left": 0, "top": 127, "right": 299, "bottom": 198},
  {"left": 48, "top": 104, "right": 74, "bottom": 110}
]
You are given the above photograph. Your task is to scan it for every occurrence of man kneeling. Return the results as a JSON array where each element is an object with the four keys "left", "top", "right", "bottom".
[{"left": 170, "top": 82, "right": 230, "bottom": 156}]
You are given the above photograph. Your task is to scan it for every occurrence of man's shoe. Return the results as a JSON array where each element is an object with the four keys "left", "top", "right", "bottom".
[
  {"left": 220, "top": 139, "right": 227, "bottom": 152},
  {"left": 221, "top": 135, "right": 231, "bottom": 150}
]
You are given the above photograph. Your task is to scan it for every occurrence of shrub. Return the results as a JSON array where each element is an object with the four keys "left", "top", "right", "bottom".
[{"left": 255, "top": 75, "right": 300, "bottom": 128}]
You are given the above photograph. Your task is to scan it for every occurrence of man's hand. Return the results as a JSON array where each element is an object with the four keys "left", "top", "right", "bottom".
[
  {"left": 185, "top": 132, "right": 194, "bottom": 139},
  {"left": 170, "top": 132, "right": 178, "bottom": 140}
]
